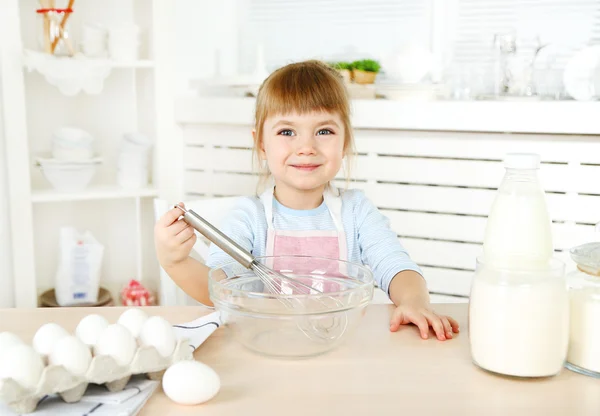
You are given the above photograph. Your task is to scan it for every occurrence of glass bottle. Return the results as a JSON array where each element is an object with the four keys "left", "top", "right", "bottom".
[
  {"left": 470, "top": 153, "right": 568, "bottom": 377},
  {"left": 482, "top": 153, "right": 553, "bottom": 270}
]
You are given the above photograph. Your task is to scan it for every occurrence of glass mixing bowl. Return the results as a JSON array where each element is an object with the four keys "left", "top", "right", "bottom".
[{"left": 208, "top": 255, "right": 374, "bottom": 358}]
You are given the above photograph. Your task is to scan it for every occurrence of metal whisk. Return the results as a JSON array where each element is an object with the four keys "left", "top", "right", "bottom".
[
  {"left": 175, "top": 205, "right": 322, "bottom": 296},
  {"left": 175, "top": 205, "right": 347, "bottom": 343}
]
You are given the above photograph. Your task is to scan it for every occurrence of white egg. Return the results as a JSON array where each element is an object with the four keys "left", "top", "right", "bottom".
[
  {"left": 117, "top": 308, "right": 148, "bottom": 338},
  {"left": 49, "top": 335, "right": 92, "bottom": 376},
  {"left": 0, "top": 332, "right": 24, "bottom": 356},
  {"left": 0, "top": 344, "right": 45, "bottom": 389},
  {"left": 76, "top": 314, "right": 109, "bottom": 347},
  {"left": 139, "top": 316, "right": 176, "bottom": 357},
  {"left": 93, "top": 324, "right": 137, "bottom": 366},
  {"left": 163, "top": 361, "right": 220, "bottom": 405},
  {"left": 33, "top": 323, "right": 69, "bottom": 356}
]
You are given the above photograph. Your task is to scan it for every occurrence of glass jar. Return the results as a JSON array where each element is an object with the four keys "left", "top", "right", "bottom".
[
  {"left": 566, "top": 242, "right": 600, "bottom": 378},
  {"left": 36, "top": 7, "right": 74, "bottom": 56},
  {"left": 469, "top": 256, "right": 569, "bottom": 377}
]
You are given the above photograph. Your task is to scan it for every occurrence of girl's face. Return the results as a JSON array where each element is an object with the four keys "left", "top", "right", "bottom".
[{"left": 258, "top": 111, "right": 345, "bottom": 194}]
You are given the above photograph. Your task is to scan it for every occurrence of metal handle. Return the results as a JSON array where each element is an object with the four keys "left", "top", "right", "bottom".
[{"left": 176, "top": 205, "right": 254, "bottom": 269}]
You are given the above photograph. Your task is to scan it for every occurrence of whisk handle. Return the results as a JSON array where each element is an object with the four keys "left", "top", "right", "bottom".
[{"left": 181, "top": 209, "right": 254, "bottom": 269}]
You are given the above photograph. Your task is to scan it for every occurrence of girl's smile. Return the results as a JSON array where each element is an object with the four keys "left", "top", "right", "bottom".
[{"left": 289, "top": 163, "right": 321, "bottom": 172}]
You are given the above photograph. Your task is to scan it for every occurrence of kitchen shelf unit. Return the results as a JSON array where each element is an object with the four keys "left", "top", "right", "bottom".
[{"left": 2, "top": 0, "right": 178, "bottom": 308}]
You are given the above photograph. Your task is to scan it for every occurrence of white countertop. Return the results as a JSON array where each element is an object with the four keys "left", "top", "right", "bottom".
[{"left": 175, "top": 96, "right": 600, "bottom": 135}]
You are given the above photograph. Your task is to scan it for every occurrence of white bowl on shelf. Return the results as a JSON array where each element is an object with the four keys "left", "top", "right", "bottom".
[
  {"left": 52, "top": 127, "right": 94, "bottom": 146},
  {"left": 53, "top": 143, "right": 95, "bottom": 161},
  {"left": 51, "top": 127, "right": 95, "bottom": 161},
  {"left": 36, "top": 158, "right": 101, "bottom": 192}
]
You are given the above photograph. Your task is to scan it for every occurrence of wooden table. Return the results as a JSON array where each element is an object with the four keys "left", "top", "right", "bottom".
[{"left": 1, "top": 304, "right": 599, "bottom": 415}]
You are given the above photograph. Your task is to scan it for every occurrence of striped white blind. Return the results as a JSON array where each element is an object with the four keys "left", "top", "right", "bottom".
[
  {"left": 236, "top": 0, "right": 432, "bottom": 72},
  {"left": 452, "top": 0, "right": 600, "bottom": 64}
]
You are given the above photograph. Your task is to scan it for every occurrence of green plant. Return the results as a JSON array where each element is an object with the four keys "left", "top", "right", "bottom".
[
  {"left": 329, "top": 61, "right": 353, "bottom": 71},
  {"left": 351, "top": 59, "right": 381, "bottom": 73}
]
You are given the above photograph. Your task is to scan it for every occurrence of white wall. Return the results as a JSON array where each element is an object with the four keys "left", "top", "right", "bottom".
[
  {"left": 0, "top": 56, "right": 15, "bottom": 308},
  {"left": 174, "top": 0, "right": 240, "bottom": 92}
]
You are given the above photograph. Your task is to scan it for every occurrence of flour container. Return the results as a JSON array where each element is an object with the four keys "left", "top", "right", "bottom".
[
  {"left": 469, "top": 153, "right": 569, "bottom": 377},
  {"left": 566, "top": 242, "right": 600, "bottom": 378}
]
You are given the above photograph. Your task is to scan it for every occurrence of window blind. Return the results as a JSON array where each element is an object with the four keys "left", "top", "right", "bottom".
[
  {"left": 236, "top": 0, "right": 433, "bottom": 73},
  {"left": 451, "top": 0, "right": 600, "bottom": 65}
]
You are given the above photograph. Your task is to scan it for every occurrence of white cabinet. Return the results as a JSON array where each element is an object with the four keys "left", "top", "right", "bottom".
[{"left": 1, "top": 0, "right": 178, "bottom": 307}]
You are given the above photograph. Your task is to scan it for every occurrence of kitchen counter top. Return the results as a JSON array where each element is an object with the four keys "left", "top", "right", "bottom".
[
  {"left": 1, "top": 304, "right": 598, "bottom": 415},
  {"left": 176, "top": 96, "right": 600, "bottom": 135}
]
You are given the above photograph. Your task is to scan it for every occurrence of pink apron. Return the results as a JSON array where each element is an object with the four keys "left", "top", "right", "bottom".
[{"left": 260, "top": 186, "right": 348, "bottom": 294}]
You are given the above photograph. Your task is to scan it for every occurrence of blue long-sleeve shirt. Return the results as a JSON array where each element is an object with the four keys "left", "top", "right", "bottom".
[{"left": 206, "top": 189, "right": 422, "bottom": 295}]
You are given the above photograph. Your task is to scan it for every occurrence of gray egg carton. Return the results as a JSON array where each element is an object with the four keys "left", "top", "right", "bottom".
[{"left": 0, "top": 338, "right": 192, "bottom": 414}]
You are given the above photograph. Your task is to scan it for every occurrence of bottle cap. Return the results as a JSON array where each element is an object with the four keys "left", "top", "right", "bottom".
[{"left": 504, "top": 153, "right": 540, "bottom": 170}]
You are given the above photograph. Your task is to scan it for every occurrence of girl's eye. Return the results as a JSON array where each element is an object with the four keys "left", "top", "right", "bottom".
[
  {"left": 317, "top": 129, "right": 333, "bottom": 136},
  {"left": 278, "top": 129, "right": 295, "bottom": 136}
]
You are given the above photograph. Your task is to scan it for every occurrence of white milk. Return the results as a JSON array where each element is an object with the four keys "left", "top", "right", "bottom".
[
  {"left": 469, "top": 272, "right": 569, "bottom": 377},
  {"left": 470, "top": 154, "right": 569, "bottom": 377},
  {"left": 567, "top": 289, "right": 600, "bottom": 375},
  {"left": 483, "top": 175, "right": 553, "bottom": 269}
]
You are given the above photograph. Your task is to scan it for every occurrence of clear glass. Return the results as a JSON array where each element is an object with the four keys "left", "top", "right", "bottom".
[
  {"left": 209, "top": 256, "right": 374, "bottom": 359},
  {"left": 565, "top": 242, "right": 600, "bottom": 378},
  {"left": 469, "top": 256, "right": 568, "bottom": 378}
]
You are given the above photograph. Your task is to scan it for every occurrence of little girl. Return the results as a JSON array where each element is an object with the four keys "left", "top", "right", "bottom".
[{"left": 155, "top": 60, "right": 459, "bottom": 341}]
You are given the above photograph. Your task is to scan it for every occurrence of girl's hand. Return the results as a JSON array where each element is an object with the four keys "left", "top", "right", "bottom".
[
  {"left": 389, "top": 304, "right": 460, "bottom": 341},
  {"left": 154, "top": 203, "right": 197, "bottom": 269}
]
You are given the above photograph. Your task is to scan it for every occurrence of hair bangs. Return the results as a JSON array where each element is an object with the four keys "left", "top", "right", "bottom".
[{"left": 258, "top": 63, "right": 350, "bottom": 119}]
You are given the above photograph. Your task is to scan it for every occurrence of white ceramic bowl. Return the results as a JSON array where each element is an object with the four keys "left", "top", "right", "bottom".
[
  {"left": 52, "top": 127, "right": 94, "bottom": 146},
  {"left": 39, "top": 163, "right": 97, "bottom": 192},
  {"left": 53, "top": 143, "right": 94, "bottom": 161}
]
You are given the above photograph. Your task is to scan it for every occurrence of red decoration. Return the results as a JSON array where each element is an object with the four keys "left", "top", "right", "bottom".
[{"left": 120, "top": 279, "right": 155, "bottom": 306}]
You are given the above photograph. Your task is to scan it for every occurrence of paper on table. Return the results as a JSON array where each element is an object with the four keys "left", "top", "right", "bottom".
[
  {"left": 172, "top": 311, "right": 222, "bottom": 351},
  {"left": 0, "top": 376, "right": 158, "bottom": 416}
]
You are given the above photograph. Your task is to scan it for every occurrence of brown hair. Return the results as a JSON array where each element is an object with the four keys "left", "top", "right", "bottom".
[{"left": 252, "top": 60, "right": 355, "bottom": 193}]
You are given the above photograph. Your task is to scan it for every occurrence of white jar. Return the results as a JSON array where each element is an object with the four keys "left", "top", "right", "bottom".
[
  {"left": 469, "top": 256, "right": 569, "bottom": 377},
  {"left": 566, "top": 242, "right": 600, "bottom": 378}
]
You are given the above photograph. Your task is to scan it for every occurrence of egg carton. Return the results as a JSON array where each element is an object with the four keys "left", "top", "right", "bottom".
[{"left": 0, "top": 338, "right": 192, "bottom": 414}]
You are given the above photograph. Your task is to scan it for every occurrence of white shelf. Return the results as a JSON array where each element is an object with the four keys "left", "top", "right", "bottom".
[
  {"left": 31, "top": 186, "right": 158, "bottom": 203},
  {"left": 108, "top": 60, "right": 155, "bottom": 68},
  {"left": 22, "top": 51, "right": 154, "bottom": 69}
]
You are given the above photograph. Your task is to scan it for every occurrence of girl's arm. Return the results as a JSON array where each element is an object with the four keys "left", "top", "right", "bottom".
[
  {"left": 163, "top": 257, "right": 213, "bottom": 306},
  {"left": 353, "top": 191, "right": 459, "bottom": 339},
  {"left": 387, "top": 270, "right": 459, "bottom": 340},
  {"left": 155, "top": 198, "right": 255, "bottom": 307},
  {"left": 154, "top": 205, "right": 214, "bottom": 305},
  {"left": 388, "top": 270, "right": 430, "bottom": 308},
  {"left": 353, "top": 191, "right": 424, "bottom": 295}
]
